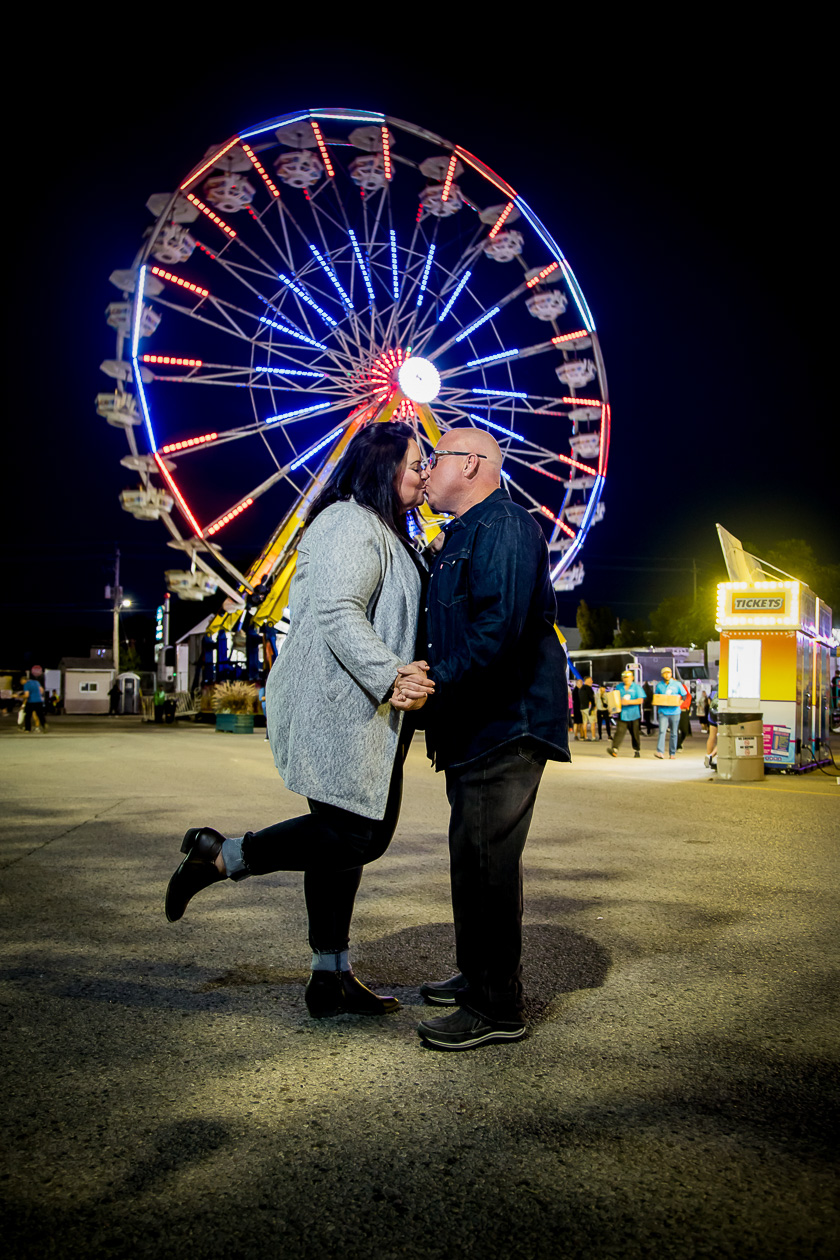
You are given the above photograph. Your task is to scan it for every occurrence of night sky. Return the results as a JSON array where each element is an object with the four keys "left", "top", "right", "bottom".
[{"left": 3, "top": 33, "right": 833, "bottom": 669}]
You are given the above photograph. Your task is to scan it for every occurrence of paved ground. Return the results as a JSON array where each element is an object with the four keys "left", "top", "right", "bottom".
[{"left": 1, "top": 714, "right": 838, "bottom": 1259}]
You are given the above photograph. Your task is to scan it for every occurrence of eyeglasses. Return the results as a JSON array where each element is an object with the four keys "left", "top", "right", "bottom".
[{"left": 426, "top": 450, "right": 488, "bottom": 469}]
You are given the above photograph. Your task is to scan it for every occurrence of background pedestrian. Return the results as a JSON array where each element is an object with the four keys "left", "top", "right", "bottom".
[
  {"left": 607, "top": 670, "right": 644, "bottom": 758},
  {"left": 654, "top": 667, "right": 688, "bottom": 759}
]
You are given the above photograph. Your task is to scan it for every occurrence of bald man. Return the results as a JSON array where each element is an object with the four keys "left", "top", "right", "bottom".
[{"left": 393, "top": 429, "right": 569, "bottom": 1050}]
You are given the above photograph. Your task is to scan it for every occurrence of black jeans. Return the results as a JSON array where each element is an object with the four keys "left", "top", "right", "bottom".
[
  {"left": 611, "top": 718, "right": 641, "bottom": 752},
  {"left": 445, "top": 741, "right": 545, "bottom": 1022},
  {"left": 24, "top": 703, "right": 45, "bottom": 732},
  {"left": 677, "top": 711, "right": 691, "bottom": 748},
  {"left": 596, "top": 711, "right": 613, "bottom": 739},
  {"left": 239, "top": 730, "right": 410, "bottom": 953}
]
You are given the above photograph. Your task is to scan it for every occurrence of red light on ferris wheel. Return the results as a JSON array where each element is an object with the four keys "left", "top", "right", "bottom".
[
  {"left": 153, "top": 454, "right": 203, "bottom": 537},
  {"left": 206, "top": 498, "right": 254, "bottom": 536},
  {"left": 149, "top": 266, "right": 209, "bottom": 299},
  {"left": 552, "top": 330, "right": 589, "bottom": 344},
  {"left": 525, "top": 261, "right": 560, "bottom": 288},
  {"left": 440, "top": 153, "right": 458, "bottom": 203},
  {"left": 310, "top": 120, "right": 335, "bottom": 178},
  {"left": 241, "top": 143, "right": 281, "bottom": 198},
  {"left": 179, "top": 137, "right": 240, "bottom": 191},
  {"left": 184, "top": 193, "right": 237, "bottom": 238},
  {"left": 488, "top": 201, "right": 515, "bottom": 239},
  {"left": 381, "top": 127, "right": 392, "bottom": 180},
  {"left": 142, "top": 355, "right": 203, "bottom": 368},
  {"left": 160, "top": 433, "right": 219, "bottom": 454}
]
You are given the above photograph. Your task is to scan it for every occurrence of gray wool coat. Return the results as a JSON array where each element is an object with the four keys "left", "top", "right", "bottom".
[{"left": 265, "top": 500, "right": 423, "bottom": 820}]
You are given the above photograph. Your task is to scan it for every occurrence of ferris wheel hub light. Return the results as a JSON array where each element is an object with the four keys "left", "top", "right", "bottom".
[{"left": 397, "top": 357, "right": 440, "bottom": 404}]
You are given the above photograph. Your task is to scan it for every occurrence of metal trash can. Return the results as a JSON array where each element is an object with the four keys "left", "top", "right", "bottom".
[{"left": 716, "top": 711, "right": 764, "bottom": 782}]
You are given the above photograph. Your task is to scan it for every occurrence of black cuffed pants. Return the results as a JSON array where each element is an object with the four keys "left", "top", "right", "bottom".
[{"left": 444, "top": 741, "right": 546, "bottom": 1022}]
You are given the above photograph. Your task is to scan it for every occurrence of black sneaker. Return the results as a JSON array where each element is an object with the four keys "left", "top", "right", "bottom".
[
  {"left": 417, "top": 1006, "right": 526, "bottom": 1051},
  {"left": 419, "top": 972, "right": 467, "bottom": 1006}
]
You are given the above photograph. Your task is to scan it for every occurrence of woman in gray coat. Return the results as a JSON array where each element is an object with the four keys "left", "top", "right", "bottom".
[{"left": 165, "top": 423, "right": 432, "bottom": 1016}]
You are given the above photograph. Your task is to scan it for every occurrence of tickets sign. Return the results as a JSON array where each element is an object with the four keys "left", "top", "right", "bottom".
[
  {"left": 717, "top": 582, "right": 798, "bottom": 628},
  {"left": 732, "top": 594, "right": 786, "bottom": 612}
]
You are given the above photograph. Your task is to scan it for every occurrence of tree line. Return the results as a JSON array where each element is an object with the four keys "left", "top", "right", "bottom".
[{"left": 574, "top": 539, "right": 840, "bottom": 651}]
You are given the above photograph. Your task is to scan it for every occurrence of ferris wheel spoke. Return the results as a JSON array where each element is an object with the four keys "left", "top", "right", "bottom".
[
  {"left": 387, "top": 221, "right": 425, "bottom": 334},
  {"left": 244, "top": 202, "right": 295, "bottom": 269},
  {"left": 147, "top": 292, "right": 262, "bottom": 348},
  {"left": 439, "top": 336, "right": 556, "bottom": 379},
  {"left": 305, "top": 189, "right": 386, "bottom": 343},
  {"left": 428, "top": 275, "right": 533, "bottom": 363},
  {"left": 319, "top": 170, "right": 390, "bottom": 339},
  {"left": 278, "top": 202, "right": 367, "bottom": 349},
  {"left": 365, "top": 184, "right": 390, "bottom": 257}
]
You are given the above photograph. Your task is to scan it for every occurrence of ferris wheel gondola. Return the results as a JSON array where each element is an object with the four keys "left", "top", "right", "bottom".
[{"left": 102, "top": 107, "right": 610, "bottom": 627}]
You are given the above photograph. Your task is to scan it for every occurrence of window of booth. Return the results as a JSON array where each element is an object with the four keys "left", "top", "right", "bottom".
[
  {"left": 729, "top": 640, "right": 761, "bottom": 698},
  {"left": 79, "top": 682, "right": 100, "bottom": 693}
]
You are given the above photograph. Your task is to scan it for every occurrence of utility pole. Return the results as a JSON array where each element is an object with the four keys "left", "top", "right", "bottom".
[{"left": 112, "top": 548, "right": 122, "bottom": 674}]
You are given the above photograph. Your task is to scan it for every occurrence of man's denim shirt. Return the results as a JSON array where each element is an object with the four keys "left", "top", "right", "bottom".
[{"left": 423, "top": 488, "right": 570, "bottom": 771}]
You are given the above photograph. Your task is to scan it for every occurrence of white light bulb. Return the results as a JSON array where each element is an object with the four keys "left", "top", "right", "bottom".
[{"left": 397, "top": 356, "right": 440, "bottom": 404}]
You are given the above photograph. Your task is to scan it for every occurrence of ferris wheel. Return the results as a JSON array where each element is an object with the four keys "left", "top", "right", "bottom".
[{"left": 101, "top": 106, "right": 609, "bottom": 636}]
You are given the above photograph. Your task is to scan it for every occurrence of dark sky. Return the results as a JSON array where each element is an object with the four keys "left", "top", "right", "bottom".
[{"left": 3, "top": 31, "right": 834, "bottom": 667}]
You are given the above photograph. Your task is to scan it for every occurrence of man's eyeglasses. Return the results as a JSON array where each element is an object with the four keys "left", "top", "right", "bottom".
[{"left": 426, "top": 450, "right": 488, "bottom": 470}]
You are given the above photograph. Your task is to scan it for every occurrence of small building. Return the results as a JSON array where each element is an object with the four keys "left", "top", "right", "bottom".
[{"left": 60, "top": 649, "right": 115, "bottom": 714}]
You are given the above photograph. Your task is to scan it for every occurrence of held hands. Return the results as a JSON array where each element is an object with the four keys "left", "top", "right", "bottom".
[{"left": 390, "top": 660, "right": 434, "bottom": 712}]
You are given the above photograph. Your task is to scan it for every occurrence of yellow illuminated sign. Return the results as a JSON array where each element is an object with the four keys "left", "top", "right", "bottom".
[{"left": 716, "top": 581, "right": 801, "bottom": 630}]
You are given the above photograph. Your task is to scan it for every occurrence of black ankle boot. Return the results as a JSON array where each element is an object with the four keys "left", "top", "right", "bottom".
[
  {"left": 165, "top": 827, "right": 226, "bottom": 923},
  {"left": 305, "top": 970, "right": 399, "bottom": 1017}
]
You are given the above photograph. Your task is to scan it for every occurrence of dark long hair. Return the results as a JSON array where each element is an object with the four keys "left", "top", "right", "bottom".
[{"left": 306, "top": 421, "right": 415, "bottom": 539}]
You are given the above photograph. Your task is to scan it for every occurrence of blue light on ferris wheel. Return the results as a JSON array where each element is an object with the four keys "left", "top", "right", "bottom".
[
  {"left": 257, "top": 366, "right": 325, "bottom": 378},
  {"left": 289, "top": 422, "right": 346, "bottom": 468},
  {"left": 278, "top": 273, "right": 338, "bottom": 327},
  {"left": 258, "top": 315, "right": 327, "bottom": 351},
  {"left": 416, "top": 243, "right": 436, "bottom": 308},
  {"left": 453, "top": 306, "right": 501, "bottom": 343},
  {"left": 311, "top": 110, "right": 386, "bottom": 123},
  {"left": 465, "top": 348, "right": 519, "bottom": 367},
  {"left": 468, "top": 414, "right": 525, "bottom": 441},
  {"left": 267, "top": 402, "right": 332, "bottom": 429},
  {"left": 470, "top": 388, "right": 528, "bottom": 399},
  {"left": 309, "top": 244, "right": 353, "bottom": 309},
  {"left": 347, "top": 229, "right": 376, "bottom": 305},
  {"left": 515, "top": 197, "right": 596, "bottom": 334},
  {"left": 438, "top": 270, "right": 471, "bottom": 323},
  {"left": 239, "top": 114, "right": 309, "bottom": 140},
  {"left": 131, "top": 264, "right": 147, "bottom": 359},
  {"left": 131, "top": 359, "right": 157, "bottom": 452},
  {"left": 389, "top": 230, "right": 400, "bottom": 301}
]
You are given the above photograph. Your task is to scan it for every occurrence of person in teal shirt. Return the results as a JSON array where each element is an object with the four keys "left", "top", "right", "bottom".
[
  {"left": 21, "top": 676, "right": 46, "bottom": 733},
  {"left": 607, "top": 670, "right": 645, "bottom": 758},
  {"left": 654, "top": 667, "right": 688, "bottom": 759}
]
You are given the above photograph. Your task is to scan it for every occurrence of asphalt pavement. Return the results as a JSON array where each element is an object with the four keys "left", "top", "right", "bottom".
[{"left": 1, "top": 714, "right": 838, "bottom": 1259}]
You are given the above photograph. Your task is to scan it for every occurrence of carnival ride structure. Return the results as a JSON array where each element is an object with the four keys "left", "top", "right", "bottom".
[{"left": 101, "top": 107, "right": 610, "bottom": 660}]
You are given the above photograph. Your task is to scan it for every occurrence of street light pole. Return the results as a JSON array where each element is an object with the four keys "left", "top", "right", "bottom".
[{"left": 112, "top": 547, "right": 121, "bottom": 675}]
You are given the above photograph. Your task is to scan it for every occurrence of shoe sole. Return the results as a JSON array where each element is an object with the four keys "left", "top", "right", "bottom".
[
  {"left": 418, "top": 1026, "right": 526, "bottom": 1050},
  {"left": 419, "top": 990, "right": 459, "bottom": 1006},
  {"left": 307, "top": 1002, "right": 400, "bottom": 1018},
  {"left": 165, "top": 829, "right": 222, "bottom": 923}
]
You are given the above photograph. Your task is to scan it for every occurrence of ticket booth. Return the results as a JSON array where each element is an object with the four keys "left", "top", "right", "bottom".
[{"left": 716, "top": 580, "right": 833, "bottom": 771}]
